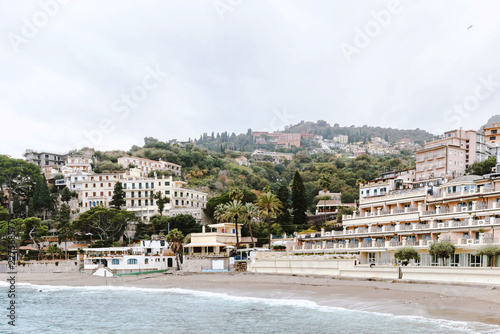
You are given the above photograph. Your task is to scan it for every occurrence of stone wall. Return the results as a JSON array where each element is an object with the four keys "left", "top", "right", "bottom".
[{"left": 0, "top": 260, "right": 81, "bottom": 273}]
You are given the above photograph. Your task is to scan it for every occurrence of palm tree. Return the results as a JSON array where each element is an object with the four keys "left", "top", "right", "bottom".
[
  {"left": 166, "top": 228, "right": 184, "bottom": 270},
  {"left": 223, "top": 200, "right": 244, "bottom": 249},
  {"left": 241, "top": 203, "right": 258, "bottom": 248},
  {"left": 46, "top": 244, "right": 61, "bottom": 260},
  {"left": 256, "top": 192, "right": 282, "bottom": 249},
  {"left": 214, "top": 203, "right": 227, "bottom": 223}
]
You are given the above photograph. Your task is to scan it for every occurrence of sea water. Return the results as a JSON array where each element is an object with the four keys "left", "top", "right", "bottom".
[{"left": 0, "top": 282, "right": 499, "bottom": 334}]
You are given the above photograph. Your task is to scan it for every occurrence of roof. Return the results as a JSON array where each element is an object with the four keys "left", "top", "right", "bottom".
[
  {"left": 208, "top": 223, "right": 243, "bottom": 228},
  {"left": 19, "top": 246, "right": 38, "bottom": 250},
  {"left": 184, "top": 242, "right": 231, "bottom": 247},
  {"left": 448, "top": 175, "right": 483, "bottom": 184}
]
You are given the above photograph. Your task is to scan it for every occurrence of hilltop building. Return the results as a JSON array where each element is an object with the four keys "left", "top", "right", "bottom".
[{"left": 24, "top": 149, "right": 66, "bottom": 167}]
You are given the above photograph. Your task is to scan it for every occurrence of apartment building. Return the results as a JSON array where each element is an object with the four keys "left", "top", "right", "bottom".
[
  {"left": 122, "top": 175, "right": 207, "bottom": 223},
  {"left": 80, "top": 172, "right": 124, "bottom": 211},
  {"left": 333, "top": 135, "right": 348, "bottom": 144},
  {"left": 252, "top": 132, "right": 315, "bottom": 148},
  {"left": 415, "top": 130, "right": 487, "bottom": 181},
  {"left": 251, "top": 149, "right": 293, "bottom": 165},
  {"left": 117, "top": 156, "right": 181, "bottom": 177},
  {"left": 62, "top": 157, "right": 92, "bottom": 175},
  {"left": 359, "top": 169, "right": 416, "bottom": 200},
  {"left": 24, "top": 149, "right": 66, "bottom": 167},
  {"left": 295, "top": 174, "right": 500, "bottom": 267}
]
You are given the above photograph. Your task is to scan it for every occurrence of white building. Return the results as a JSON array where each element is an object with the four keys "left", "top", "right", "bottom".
[
  {"left": 117, "top": 156, "right": 181, "bottom": 177},
  {"left": 83, "top": 239, "right": 176, "bottom": 273}
]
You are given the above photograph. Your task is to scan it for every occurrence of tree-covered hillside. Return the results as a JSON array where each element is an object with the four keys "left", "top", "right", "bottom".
[{"left": 283, "top": 120, "right": 435, "bottom": 144}]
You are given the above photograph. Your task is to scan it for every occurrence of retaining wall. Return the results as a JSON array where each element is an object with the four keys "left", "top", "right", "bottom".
[{"left": 0, "top": 260, "right": 81, "bottom": 273}]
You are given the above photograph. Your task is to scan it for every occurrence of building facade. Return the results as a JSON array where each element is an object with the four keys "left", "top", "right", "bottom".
[
  {"left": 117, "top": 156, "right": 181, "bottom": 177},
  {"left": 295, "top": 174, "right": 500, "bottom": 267},
  {"left": 416, "top": 130, "right": 487, "bottom": 181},
  {"left": 24, "top": 149, "right": 66, "bottom": 167}
]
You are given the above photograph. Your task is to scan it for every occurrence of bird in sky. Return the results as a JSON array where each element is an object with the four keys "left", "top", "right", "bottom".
[{"left": 467, "top": 25, "right": 474, "bottom": 30}]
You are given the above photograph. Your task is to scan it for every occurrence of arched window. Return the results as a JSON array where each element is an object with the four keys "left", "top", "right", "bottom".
[
  {"left": 127, "top": 259, "right": 138, "bottom": 265},
  {"left": 112, "top": 259, "right": 120, "bottom": 265},
  {"left": 145, "top": 258, "right": 149, "bottom": 264}
]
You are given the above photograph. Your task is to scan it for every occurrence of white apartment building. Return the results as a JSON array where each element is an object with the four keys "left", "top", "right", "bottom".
[
  {"left": 333, "top": 135, "right": 348, "bottom": 144},
  {"left": 122, "top": 175, "right": 207, "bottom": 223},
  {"left": 117, "top": 156, "right": 181, "bottom": 177},
  {"left": 80, "top": 172, "right": 124, "bottom": 211}
]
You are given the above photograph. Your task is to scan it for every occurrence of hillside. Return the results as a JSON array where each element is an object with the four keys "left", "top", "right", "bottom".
[{"left": 283, "top": 120, "right": 435, "bottom": 144}]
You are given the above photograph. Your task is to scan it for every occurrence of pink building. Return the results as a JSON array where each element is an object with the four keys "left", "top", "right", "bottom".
[{"left": 416, "top": 130, "right": 486, "bottom": 181}]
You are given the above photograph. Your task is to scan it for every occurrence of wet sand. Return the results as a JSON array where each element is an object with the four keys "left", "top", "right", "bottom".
[{"left": 4, "top": 272, "right": 500, "bottom": 327}]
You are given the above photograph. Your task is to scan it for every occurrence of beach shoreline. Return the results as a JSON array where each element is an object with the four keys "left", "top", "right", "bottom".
[{"left": 3, "top": 272, "right": 500, "bottom": 328}]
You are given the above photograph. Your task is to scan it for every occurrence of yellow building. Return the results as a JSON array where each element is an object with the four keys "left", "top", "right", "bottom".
[{"left": 184, "top": 223, "right": 243, "bottom": 256}]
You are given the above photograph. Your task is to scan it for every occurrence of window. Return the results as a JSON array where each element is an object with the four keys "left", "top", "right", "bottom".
[
  {"left": 138, "top": 200, "right": 141, "bottom": 206},
  {"left": 131, "top": 200, "right": 135, "bottom": 206},
  {"left": 127, "top": 259, "right": 138, "bottom": 265},
  {"left": 175, "top": 200, "right": 179, "bottom": 205},
  {"left": 165, "top": 182, "right": 170, "bottom": 186},
  {"left": 145, "top": 199, "right": 148, "bottom": 206},
  {"left": 165, "top": 190, "right": 170, "bottom": 195},
  {"left": 151, "top": 182, "right": 154, "bottom": 189},
  {"left": 123, "top": 183, "right": 127, "bottom": 189},
  {"left": 138, "top": 192, "right": 141, "bottom": 198},
  {"left": 112, "top": 259, "right": 120, "bottom": 265},
  {"left": 145, "top": 258, "right": 148, "bottom": 264},
  {"left": 490, "top": 136, "right": 496, "bottom": 141},
  {"left": 132, "top": 183, "right": 135, "bottom": 189},
  {"left": 175, "top": 192, "right": 178, "bottom": 197},
  {"left": 139, "top": 183, "right": 142, "bottom": 189},
  {"left": 493, "top": 130, "right": 497, "bottom": 134},
  {"left": 131, "top": 192, "right": 135, "bottom": 198}
]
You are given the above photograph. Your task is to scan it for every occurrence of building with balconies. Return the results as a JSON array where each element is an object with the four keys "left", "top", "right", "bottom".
[
  {"left": 122, "top": 174, "right": 207, "bottom": 223},
  {"left": 416, "top": 130, "right": 487, "bottom": 181},
  {"left": 117, "top": 156, "right": 181, "bottom": 177},
  {"left": 80, "top": 172, "right": 124, "bottom": 211},
  {"left": 24, "top": 149, "right": 66, "bottom": 167},
  {"left": 294, "top": 174, "right": 500, "bottom": 267}
]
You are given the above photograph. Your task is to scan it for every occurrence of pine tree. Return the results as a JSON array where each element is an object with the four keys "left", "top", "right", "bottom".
[
  {"left": 291, "top": 171, "right": 308, "bottom": 229},
  {"left": 110, "top": 181, "right": 126, "bottom": 209}
]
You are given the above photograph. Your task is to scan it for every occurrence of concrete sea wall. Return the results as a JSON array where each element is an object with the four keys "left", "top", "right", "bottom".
[{"left": 248, "top": 256, "right": 500, "bottom": 284}]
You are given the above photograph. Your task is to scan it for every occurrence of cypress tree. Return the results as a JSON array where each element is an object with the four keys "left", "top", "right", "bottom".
[
  {"left": 291, "top": 171, "right": 307, "bottom": 229},
  {"left": 276, "top": 184, "right": 292, "bottom": 234},
  {"left": 28, "top": 198, "right": 35, "bottom": 217},
  {"left": 39, "top": 175, "right": 52, "bottom": 215},
  {"left": 110, "top": 181, "right": 126, "bottom": 209}
]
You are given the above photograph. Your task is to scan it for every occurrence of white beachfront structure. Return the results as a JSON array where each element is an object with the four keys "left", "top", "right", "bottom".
[{"left": 83, "top": 240, "right": 176, "bottom": 273}]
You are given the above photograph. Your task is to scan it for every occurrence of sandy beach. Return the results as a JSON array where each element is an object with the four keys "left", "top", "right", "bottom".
[{"left": 3, "top": 271, "right": 500, "bottom": 328}]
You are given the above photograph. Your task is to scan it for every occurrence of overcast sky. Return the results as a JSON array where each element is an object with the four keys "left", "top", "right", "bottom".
[{"left": 1, "top": 1, "right": 500, "bottom": 158}]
